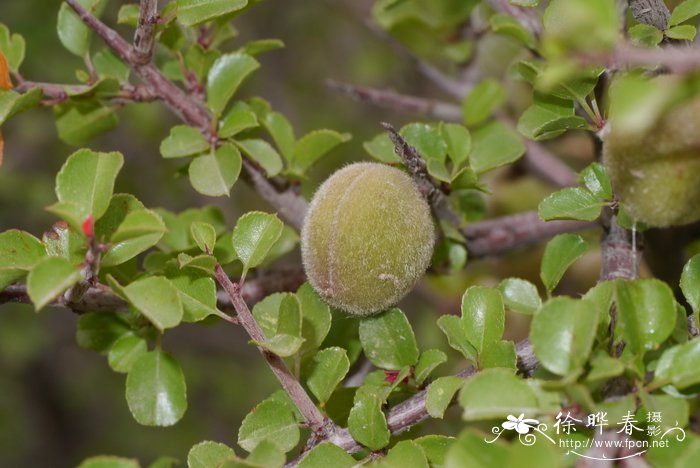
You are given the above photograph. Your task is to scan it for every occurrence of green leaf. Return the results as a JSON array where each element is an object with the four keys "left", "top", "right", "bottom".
[
  {"left": 54, "top": 149, "right": 123, "bottom": 223},
  {"left": 296, "top": 283, "right": 332, "bottom": 355},
  {"left": 480, "top": 340, "right": 517, "bottom": 370},
  {"left": 253, "top": 334, "right": 305, "bottom": 357},
  {"left": 538, "top": 187, "right": 601, "bottom": 221},
  {"left": 94, "top": 194, "right": 144, "bottom": 241},
  {"left": 540, "top": 233, "right": 588, "bottom": 293},
  {"left": 176, "top": 0, "right": 248, "bottom": 26},
  {"left": 489, "top": 13, "right": 536, "bottom": 49},
  {"left": 101, "top": 209, "right": 167, "bottom": 267},
  {"left": 585, "top": 351, "right": 624, "bottom": 382},
  {"left": 245, "top": 440, "right": 284, "bottom": 468},
  {"left": 437, "top": 315, "right": 477, "bottom": 362},
  {"left": 156, "top": 206, "right": 226, "bottom": 253},
  {"left": 77, "top": 456, "right": 139, "bottom": 468},
  {"left": 426, "top": 376, "right": 465, "bottom": 418},
  {"left": 177, "top": 253, "right": 218, "bottom": 274},
  {"left": 166, "top": 267, "right": 222, "bottom": 322},
  {"left": 615, "top": 279, "right": 676, "bottom": 353},
  {"left": 579, "top": 162, "right": 612, "bottom": 200},
  {"left": 232, "top": 211, "right": 284, "bottom": 275},
  {"left": 188, "top": 441, "right": 236, "bottom": 468},
  {"left": 517, "top": 94, "right": 586, "bottom": 141},
  {"left": 306, "top": 347, "right": 350, "bottom": 404},
  {"left": 76, "top": 312, "right": 130, "bottom": 352},
  {"left": 469, "top": 121, "right": 525, "bottom": 174},
  {"left": 681, "top": 254, "right": 700, "bottom": 313},
  {"left": 235, "top": 139, "right": 283, "bottom": 176},
  {"left": 347, "top": 384, "right": 390, "bottom": 451},
  {"left": 298, "top": 443, "right": 355, "bottom": 468},
  {"left": 628, "top": 24, "right": 664, "bottom": 47},
  {"left": 440, "top": 123, "right": 471, "bottom": 169},
  {"left": 290, "top": 130, "right": 351, "bottom": 174},
  {"left": 108, "top": 334, "right": 147, "bottom": 374},
  {"left": 261, "top": 111, "right": 295, "bottom": 160},
  {"left": 93, "top": 48, "right": 130, "bottom": 81},
  {"left": 414, "top": 349, "right": 448, "bottom": 385},
  {"left": 27, "top": 256, "right": 82, "bottom": 311},
  {"left": 0, "top": 89, "right": 42, "bottom": 126},
  {"left": 160, "top": 125, "right": 209, "bottom": 159},
  {"left": 459, "top": 286, "right": 505, "bottom": 355},
  {"left": 653, "top": 339, "right": 700, "bottom": 389},
  {"left": 382, "top": 441, "right": 429, "bottom": 468},
  {"left": 530, "top": 297, "right": 599, "bottom": 376},
  {"left": 206, "top": 53, "right": 259, "bottom": 118},
  {"left": 0, "top": 229, "right": 46, "bottom": 290},
  {"left": 363, "top": 133, "right": 400, "bottom": 163},
  {"left": 43, "top": 222, "right": 86, "bottom": 265},
  {"left": 239, "top": 38, "right": 285, "bottom": 57},
  {"left": 462, "top": 79, "right": 506, "bottom": 126},
  {"left": 190, "top": 222, "right": 217, "bottom": 253},
  {"left": 666, "top": 24, "right": 697, "bottom": 40},
  {"left": 238, "top": 399, "right": 300, "bottom": 453},
  {"left": 414, "top": 435, "right": 453, "bottom": 467},
  {"left": 458, "top": 369, "right": 539, "bottom": 420},
  {"left": 219, "top": 102, "right": 258, "bottom": 138},
  {"left": 638, "top": 391, "right": 689, "bottom": 431},
  {"left": 54, "top": 100, "right": 119, "bottom": 146},
  {"left": 400, "top": 123, "right": 446, "bottom": 162},
  {"left": 497, "top": 278, "right": 541, "bottom": 315},
  {"left": 0, "top": 24, "right": 26, "bottom": 72},
  {"left": 57, "top": 0, "right": 107, "bottom": 56},
  {"left": 669, "top": 0, "right": 700, "bottom": 26},
  {"left": 126, "top": 349, "right": 187, "bottom": 426},
  {"left": 109, "top": 275, "right": 183, "bottom": 331},
  {"left": 510, "top": 0, "right": 540, "bottom": 5},
  {"left": 358, "top": 308, "right": 419, "bottom": 370},
  {"left": 188, "top": 143, "right": 242, "bottom": 197}
]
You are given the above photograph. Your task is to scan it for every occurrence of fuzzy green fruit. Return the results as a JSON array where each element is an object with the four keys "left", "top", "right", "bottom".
[
  {"left": 603, "top": 97, "right": 700, "bottom": 227},
  {"left": 301, "top": 162, "right": 434, "bottom": 316}
]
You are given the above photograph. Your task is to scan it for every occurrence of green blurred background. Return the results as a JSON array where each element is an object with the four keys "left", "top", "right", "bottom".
[{"left": 0, "top": 1, "right": 604, "bottom": 466}]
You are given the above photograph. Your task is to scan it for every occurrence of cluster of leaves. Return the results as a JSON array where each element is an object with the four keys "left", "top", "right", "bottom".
[{"left": 3, "top": 0, "right": 700, "bottom": 467}]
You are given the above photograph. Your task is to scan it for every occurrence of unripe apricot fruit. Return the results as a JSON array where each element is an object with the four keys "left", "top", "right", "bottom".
[
  {"left": 603, "top": 96, "right": 700, "bottom": 227},
  {"left": 301, "top": 162, "right": 435, "bottom": 316}
]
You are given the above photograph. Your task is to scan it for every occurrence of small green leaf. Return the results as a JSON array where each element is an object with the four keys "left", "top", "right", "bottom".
[
  {"left": 437, "top": 315, "right": 477, "bottom": 363},
  {"left": 586, "top": 351, "right": 624, "bottom": 382},
  {"left": 160, "top": 125, "right": 209, "bottom": 159},
  {"left": 426, "top": 376, "right": 465, "bottom": 418},
  {"left": 469, "top": 121, "right": 525, "bottom": 174},
  {"left": 232, "top": 211, "right": 284, "bottom": 275},
  {"left": 188, "top": 441, "right": 236, "bottom": 468},
  {"left": 579, "top": 162, "right": 612, "bottom": 200},
  {"left": 306, "top": 347, "right": 350, "bottom": 404},
  {"left": 540, "top": 233, "right": 588, "bottom": 293},
  {"left": 235, "top": 139, "right": 283, "bottom": 176},
  {"left": 530, "top": 297, "right": 599, "bottom": 375},
  {"left": 538, "top": 187, "right": 601, "bottom": 221},
  {"left": 0, "top": 89, "right": 42, "bottom": 126},
  {"left": 517, "top": 94, "right": 584, "bottom": 141},
  {"left": 43, "top": 222, "right": 86, "bottom": 265},
  {"left": 0, "top": 24, "right": 26, "bottom": 72},
  {"left": 57, "top": 0, "right": 107, "bottom": 56},
  {"left": 489, "top": 13, "right": 536, "bottom": 49},
  {"left": 298, "top": 443, "right": 355, "bottom": 468},
  {"left": 358, "top": 308, "right": 419, "bottom": 370},
  {"left": 363, "top": 133, "right": 400, "bottom": 163},
  {"left": 245, "top": 440, "right": 284, "bottom": 467},
  {"left": 290, "top": 130, "right": 351, "bottom": 174},
  {"left": 108, "top": 334, "right": 148, "bottom": 373},
  {"left": 253, "top": 334, "right": 305, "bottom": 357},
  {"left": 190, "top": 221, "right": 217, "bottom": 253},
  {"left": 78, "top": 456, "right": 139, "bottom": 468},
  {"left": 460, "top": 286, "right": 505, "bottom": 355},
  {"left": 93, "top": 48, "right": 130, "bottom": 81},
  {"left": 55, "top": 149, "right": 124, "bottom": 222},
  {"left": 0, "top": 229, "right": 47, "bottom": 290},
  {"left": 669, "top": 0, "right": 700, "bottom": 26},
  {"left": 653, "top": 339, "right": 700, "bottom": 389},
  {"left": 462, "top": 79, "right": 506, "bottom": 126},
  {"left": 382, "top": 441, "right": 429, "bottom": 468},
  {"left": 497, "top": 278, "right": 541, "bottom": 315},
  {"left": 126, "top": 349, "right": 187, "bottom": 426},
  {"left": 109, "top": 275, "right": 183, "bottom": 331},
  {"left": 628, "top": 24, "right": 664, "bottom": 47},
  {"left": 188, "top": 143, "right": 242, "bottom": 197},
  {"left": 166, "top": 267, "right": 222, "bottom": 322},
  {"left": 440, "top": 123, "right": 471, "bottom": 169},
  {"left": 458, "top": 369, "right": 539, "bottom": 420},
  {"left": 176, "top": 0, "right": 248, "bottom": 26},
  {"left": 414, "top": 349, "right": 448, "bottom": 385},
  {"left": 400, "top": 123, "right": 446, "bottom": 162},
  {"left": 261, "top": 111, "right": 295, "bottom": 160},
  {"left": 177, "top": 253, "right": 217, "bottom": 274},
  {"left": 480, "top": 340, "right": 517, "bottom": 370},
  {"left": 27, "top": 256, "right": 82, "bottom": 311},
  {"left": 666, "top": 24, "right": 697, "bottom": 40},
  {"left": 219, "top": 102, "right": 258, "bottom": 138},
  {"left": 414, "top": 435, "right": 454, "bottom": 467},
  {"left": 101, "top": 209, "right": 167, "bottom": 267},
  {"left": 239, "top": 38, "right": 285, "bottom": 57},
  {"left": 206, "top": 53, "right": 259, "bottom": 118},
  {"left": 76, "top": 312, "right": 130, "bottom": 352},
  {"left": 510, "top": 0, "right": 540, "bottom": 6},
  {"left": 615, "top": 279, "right": 676, "bottom": 353},
  {"left": 296, "top": 282, "right": 332, "bottom": 355},
  {"left": 94, "top": 194, "right": 144, "bottom": 241},
  {"left": 238, "top": 399, "right": 300, "bottom": 452},
  {"left": 347, "top": 384, "right": 390, "bottom": 451},
  {"left": 681, "top": 254, "right": 700, "bottom": 313}
]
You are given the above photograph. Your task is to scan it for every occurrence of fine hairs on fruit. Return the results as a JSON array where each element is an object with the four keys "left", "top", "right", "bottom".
[
  {"left": 301, "top": 162, "right": 435, "bottom": 316},
  {"left": 603, "top": 79, "right": 700, "bottom": 227}
]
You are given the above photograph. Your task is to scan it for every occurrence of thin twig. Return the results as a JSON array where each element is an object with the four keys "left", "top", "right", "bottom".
[
  {"left": 214, "top": 264, "right": 336, "bottom": 435},
  {"left": 133, "top": 0, "right": 159, "bottom": 64},
  {"left": 15, "top": 81, "right": 159, "bottom": 104}
]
